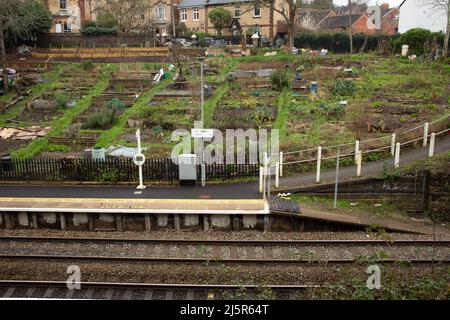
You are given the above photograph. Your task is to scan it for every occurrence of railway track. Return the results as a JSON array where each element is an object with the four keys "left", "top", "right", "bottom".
[
  {"left": 0, "top": 236, "right": 449, "bottom": 246},
  {"left": 0, "top": 236, "right": 448, "bottom": 264},
  {"left": 0, "top": 280, "right": 312, "bottom": 299}
]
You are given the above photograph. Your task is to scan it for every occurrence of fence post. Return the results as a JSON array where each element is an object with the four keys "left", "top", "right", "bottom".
[
  {"left": 279, "top": 151, "right": 283, "bottom": 177},
  {"left": 259, "top": 166, "right": 263, "bottom": 193},
  {"left": 316, "top": 146, "right": 322, "bottom": 183},
  {"left": 356, "top": 151, "right": 362, "bottom": 177},
  {"left": 394, "top": 142, "right": 400, "bottom": 168},
  {"left": 263, "top": 152, "right": 267, "bottom": 199},
  {"left": 390, "top": 133, "right": 396, "bottom": 156},
  {"left": 354, "top": 140, "right": 359, "bottom": 161},
  {"left": 423, "top": 122, "right": 429, "bottom": 147},
  {"left": 275, "top": 162, "right": 279, "bottom": 188},
  {"left": 429, "top": 133, "right": 435, "bottom": 157}
]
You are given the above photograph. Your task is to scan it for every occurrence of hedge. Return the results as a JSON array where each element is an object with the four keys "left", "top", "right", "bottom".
[
  {"left": 81, "top": 26, "right": 118, "bottom": 36},
  {"left": 294, "top": 32, "right": 396, "bottom": 53}
]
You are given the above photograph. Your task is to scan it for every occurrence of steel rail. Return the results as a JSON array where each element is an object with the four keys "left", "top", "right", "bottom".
[
  {"left": 0, "top": 254, "right": 447, "bottom": 265},
  {"left": 0, "top": 236, "right": 449, "bottom": 246}
]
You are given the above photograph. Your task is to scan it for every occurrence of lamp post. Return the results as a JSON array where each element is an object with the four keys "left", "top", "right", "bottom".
[
  {"left": 197, "top": 56, "right": 205, "bottom": 127},
  {"left": 171, "top": 0, "right": 177, "bottom": 38},
  {"left": 197, "top": 56, "right": 206, "bottom": 187}
]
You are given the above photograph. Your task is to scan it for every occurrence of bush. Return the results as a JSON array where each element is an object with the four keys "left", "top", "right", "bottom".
[
  {"left": 81, "top": 26, "right": 117, "bottom": 35},
  {"left": 54, "top": 92, "right": 69, "bottom": 108},
  {"left": 270, "top": 70, "right": 289, "bottom": 91},
  {"left": 82, "top": 109, "right": 116, "bottom": 130},
  {"left": 107, "top": 98, "right": 125, "bottom": 111},
  {"left": 96, "top": 11, "right": 117, "bottom": 28},
  {"left": 392, "top": 28, "right": 444, "bottom": 55},
  {"left": 333, "top": 80, "right": 356, "bottom": 96},
  {"left": 294, "top": 32, "right": 394, "bottom": 53},
  {"left": 80, "top": 60, "right": 94, "bottom": 72}
]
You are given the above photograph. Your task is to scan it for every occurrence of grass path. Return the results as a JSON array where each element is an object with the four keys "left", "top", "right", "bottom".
[
  {"left": 94, "top": 78, "right": 171, "bottom": 147},
  {"left": 12, "top": 66, "right": 112, "bottom": 158},
  {"left": 0, "top": 66, "right": 63, "bottom": 127},
  {"left": 273, "top": 88, "right": 290, "bottom": 139}
]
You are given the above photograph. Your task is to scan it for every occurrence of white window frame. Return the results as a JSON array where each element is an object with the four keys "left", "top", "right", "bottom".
[
  {"left": 254, "top": 4, "right": 261, "bottom": 17},
  {"left": 180, "top": 9, "right": 187, "bottom": 22},
  {"left": 193, "top": 7, "right": 199, "bottom": 21},
  {"left": 234, "top": 6, "right": 240, "bottom": 18},
  {"left": 156, "top": 6, "right": 166, "bottom": 21}
]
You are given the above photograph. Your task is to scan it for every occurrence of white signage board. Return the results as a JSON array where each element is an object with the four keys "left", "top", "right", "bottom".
[{"left": 191, "top": 128, "right": 214, "bottom": 139}]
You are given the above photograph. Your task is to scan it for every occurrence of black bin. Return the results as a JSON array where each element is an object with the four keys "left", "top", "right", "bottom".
[{"left": 1, "top": 155, "right": 13, "bottom": 171}]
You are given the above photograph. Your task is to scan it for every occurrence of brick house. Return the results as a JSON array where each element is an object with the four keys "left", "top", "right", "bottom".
[
  {"left": 42, "top": 0, "right": 94, "bottom": 33},
  {"left": 319, "top": 14, "right": 377, "bottom": 34},
  {"left": 178, "top": 0, "right": 285, "bottom": 38},
  {"left": 380, "top": 3, "right": 399, "bottom": 35}
]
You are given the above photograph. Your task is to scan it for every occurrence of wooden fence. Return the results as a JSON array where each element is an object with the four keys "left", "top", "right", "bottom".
[{"left": 0, "top": 158, "right": 259, "bottom": 183}]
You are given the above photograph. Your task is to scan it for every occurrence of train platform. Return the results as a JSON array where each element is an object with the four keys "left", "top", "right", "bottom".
[{"left": 0, "top": 197, "right": 269, "bottom": 215}]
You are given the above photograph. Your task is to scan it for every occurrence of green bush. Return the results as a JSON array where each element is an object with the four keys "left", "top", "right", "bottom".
[
  {"left": 392, "top": 28, "right": 444, "bottom": 55},
  {"left": 333, "top": 80, "right": 356, "bottom": 96},
  {"left": 294, "top": 32, "right": 394, "bottom": 53},
  {"left": 81, "top": 26, "right": 117, "bottom": 35},
  {"left": 82, "top": 109, "right": 116, "bottom": 130},
  {"left": 107, "top": 98, "right": 125, "bottom": 110},
  {"left": 96, "top": 11, "right": 117, "bottom": 28},
  {"left": 80, "top": 60, "right": 94, "bottom": 72},
  {"left": 270, "top": 70, "right": 289, "bottom": 91},
  {"left": 54, "top": 92, "right": 69, "bottom": 108}
]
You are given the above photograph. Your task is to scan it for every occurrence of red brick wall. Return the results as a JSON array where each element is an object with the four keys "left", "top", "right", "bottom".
[{"left": 352, "top": 16, "right": 376, "bottom": 34}]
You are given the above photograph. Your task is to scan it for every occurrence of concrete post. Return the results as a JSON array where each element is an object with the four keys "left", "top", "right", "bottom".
[
  {"left": 316, "top": 146, "right": 322, "bottom": 183},
  {"left": 115, "top": 214, "right": 123, "bottom": 232},
  {"left": 5, "top": 213, "right": 12, "bottom": 229},
  {"left": 354, "top": 140, "right": 359, "bottom": 161},
  {"left": 263, "top": 152, "right": 268, "bottom": 199},
  {"left": 394, "top": 142, "right": 400, "bottom": 168},
  {"left": 263, "top": 215, "right": 271, "bottom": 232},
  {"left": 203, "top": 215, "right": 209, "bottom": 231},
  {"left": 356, "top": 151, "right": 362, "bottom": 177},
  {"left": 279, "top": 152, "right": 284, "bottom": 177},
  {"left": 31, "top": 213, "right": 38, "bottom": 229},
  {"left": 275, "top": 162, "right": 280, "bottom": 188},
  {"left": 174, "top": 214, "right": 180, "bottom": 232},
  {"left": 88, "top": 215, "right": 94, "bottom": 231},
  {"left": 144, "top": 214, "right": 151, "bottom": 231},
  {"left": 259, "top": 167, "right": 263, "bottom": 193},
  {"left": 423, "top": 122, "right": 429, "bottom": 147},
  {"left": 59, "top": 213, "right": 66, "bottom": 230},
  {"left": 429, "top": 133, "right": 435, "bottom": 157},
  {"left": 390, "top": 133, "right": 396, "bottom": 156}
]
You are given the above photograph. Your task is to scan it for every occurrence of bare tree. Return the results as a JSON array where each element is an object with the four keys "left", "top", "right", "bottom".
[
  {"left": 95, "top": 0, "right": 152, "bottom": 33},
  {"left": 1, "top": 0, "right": 51, "bottom": 91},
  {"left": 241, "top": 0, "right": 302, "bottom": 49},
  {"left": 417, "top": 0, "right": 450, "bottom": 58}
]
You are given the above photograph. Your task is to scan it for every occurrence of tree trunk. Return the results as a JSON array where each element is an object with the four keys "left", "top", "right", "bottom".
[
  {"left": 444, "top": 5, "right": 449, "bottom": 58},
  {"left": 0, "top": 20, "right": 8, "bottom": 92},
  {"left": 288, "top": 4, "right": 296, "bottom": 50}
]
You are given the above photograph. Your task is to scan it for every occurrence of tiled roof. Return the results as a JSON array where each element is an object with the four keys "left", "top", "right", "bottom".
[{"left": 320, "top": 14, "right": 362, "bottom": 28}]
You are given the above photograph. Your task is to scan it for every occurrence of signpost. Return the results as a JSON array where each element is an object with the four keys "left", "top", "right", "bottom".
[
  {"left": 134, "top": 129, "right": 146, "bottom": 190},
  {"left": 191, "top": 128, "right": 213, "bottom": 187}
]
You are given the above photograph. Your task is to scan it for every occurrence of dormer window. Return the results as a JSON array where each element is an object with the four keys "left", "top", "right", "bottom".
[{"left": 60, "top": 0, "right": 67, "bottom": 10}]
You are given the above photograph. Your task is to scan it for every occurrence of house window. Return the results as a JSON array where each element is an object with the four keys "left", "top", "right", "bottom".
[
  {"left": 60, "top": 0, "right": 67, "bottom": 10},
  {"left": 254, "top": 4, "right": 261, "bottom": 17},
  {"left": 63, "top": 23, "right": 71, "bottom": 33},
  {"left": 234, "top": 7, "right": 240, "bottom": 18},
  {"left": 156, "top": 6, "right": 165, "bottom": 21},
  {"left": 193, "top": 8, "right": 199, "bottom": 21},
  {"left": 180, "top": 9, "right": 187, "bottom": 22}
]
